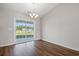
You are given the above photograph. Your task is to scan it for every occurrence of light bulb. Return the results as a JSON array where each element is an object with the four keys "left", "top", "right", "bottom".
[
  {"left": 35, "top": 14, "right": 38, "bottom": 18},
  {"left": 29, "top": 13, "right": 33, "bottom": 18},
  {"left": 33, "top": 13, "right": 36, "bottom": 16}
]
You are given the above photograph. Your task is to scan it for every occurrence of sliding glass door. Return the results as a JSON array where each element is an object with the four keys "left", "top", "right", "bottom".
[{"left": 16, "top": 20, "right": 34, "bottom": 43}]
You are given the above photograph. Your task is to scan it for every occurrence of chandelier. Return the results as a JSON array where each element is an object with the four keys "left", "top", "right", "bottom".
[
  {"left": 29, "top": 13, "right": 38, "bottom": 19},
  {"left": 27, "top": 3, "right": 39, "bottom": 19}
]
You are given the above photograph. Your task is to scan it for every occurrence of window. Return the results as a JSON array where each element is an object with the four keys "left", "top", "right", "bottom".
[{"left": 16, "top": 20, "right": 34, "bottom": 39}]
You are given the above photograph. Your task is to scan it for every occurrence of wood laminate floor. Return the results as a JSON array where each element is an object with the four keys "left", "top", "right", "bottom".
[{"left": 0, "top": 40, "right": 79, "bottom": 56}]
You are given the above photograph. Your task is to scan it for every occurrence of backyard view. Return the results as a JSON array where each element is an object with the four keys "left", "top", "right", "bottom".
[{"left": 16, "top": 20, "right": 34, "bottom": 39}]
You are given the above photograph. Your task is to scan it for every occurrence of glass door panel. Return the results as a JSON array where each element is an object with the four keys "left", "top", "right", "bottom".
[{"left": 16, "top": 20, "right": 34, "bottom": 43}]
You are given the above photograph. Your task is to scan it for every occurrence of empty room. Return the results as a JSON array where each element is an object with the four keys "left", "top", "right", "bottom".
[{"left": 0, "top": 3, "right": 79, "bottom": 56}]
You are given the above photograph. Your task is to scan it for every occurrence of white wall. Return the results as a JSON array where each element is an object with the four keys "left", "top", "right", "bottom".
[
  {"left": 35, "top": 18, "right": 41, "bottom": 40},
  {"left": 0, "top": 9, "right": 40, "bottom": 47},
  {"left": 41, "top": 3, "right": 79, "bottom": 51}
]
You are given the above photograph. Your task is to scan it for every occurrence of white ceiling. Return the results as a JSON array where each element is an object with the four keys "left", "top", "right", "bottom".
[{"left": 0, "top": 3, "right": 59, "bottom": 18}]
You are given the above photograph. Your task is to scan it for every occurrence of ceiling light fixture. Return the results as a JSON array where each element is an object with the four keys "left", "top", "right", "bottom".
[
  {"left": 29, "top": 13, "right": 38, "bottom": 18},
  {"left": 27, "top": 3, "right": 39, "bottom": 19}
]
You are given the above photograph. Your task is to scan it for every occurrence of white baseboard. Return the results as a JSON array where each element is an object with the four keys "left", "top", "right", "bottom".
[
  {"left": 0, "top": 40, "right": 36, "bottom": 47},
  {"left": 0, "top": 42, "right": 15, "bottom": 47},
  {"left": 42, "top": 39, "right": 79, "bottom": 51}
]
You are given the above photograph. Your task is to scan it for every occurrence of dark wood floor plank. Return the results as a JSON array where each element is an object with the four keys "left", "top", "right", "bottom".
[{"left": 0, "top": 40, "right": 79, "bottom": 56}]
